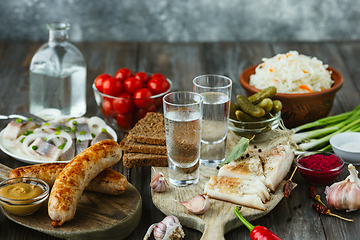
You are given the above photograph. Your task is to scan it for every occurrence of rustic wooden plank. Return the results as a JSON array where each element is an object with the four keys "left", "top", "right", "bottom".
[
  {"left": 338, "top": 41, "right": 360, "bottom": 106},
  {"left": 0, "top": 42, "right": 39, "bottom": 118},
  {"left": 0, "top": 41, "right": 7, "bottom": 63},
  {"left": 201, "top": 42, "right": 274, "bottom": 102},
  {"left": 138, "top": 42, "right": 205, "bottom": 92},
  {"left": 0, "top": 42, "right": 40, "bottom": 171},
  {"left": 1, "top": 41, "right": 360, "bottom": 240},
  {"left": 76, "top": 41, "right": 138, "bottom": 122}
]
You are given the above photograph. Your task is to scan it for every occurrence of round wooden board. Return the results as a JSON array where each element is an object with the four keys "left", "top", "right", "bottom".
[
  {"left": 152, "top": 131, "right": 296, "bottom": 240},
  {"left": 0, "top": 182, "right": 142, "bottom": 240}
]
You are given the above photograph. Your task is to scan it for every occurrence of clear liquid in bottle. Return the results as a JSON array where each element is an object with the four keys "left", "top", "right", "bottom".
[{"left": 29, "top": 22, "right": 86, "bottom": 118}]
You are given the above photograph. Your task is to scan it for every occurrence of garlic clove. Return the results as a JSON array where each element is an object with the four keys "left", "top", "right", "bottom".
[
  {"left": 153, "top": 221, "right": 167, "bottom": 240},
  {"left": 150, "top": 173, "right": 169, "bottom": 192},
  {"left": 144, "top": 215, "right": 185, "bottom": 240},
  {"left": 178, "top": 194, "right": 210, "bottom": 214},
  {"left": 326, "top": 164, "right": 360, "bottom": 211}
]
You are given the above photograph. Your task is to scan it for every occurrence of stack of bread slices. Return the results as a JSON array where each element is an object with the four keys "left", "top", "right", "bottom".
[{"left": 120, "top": 112, "right": 168, "bottom": 168}]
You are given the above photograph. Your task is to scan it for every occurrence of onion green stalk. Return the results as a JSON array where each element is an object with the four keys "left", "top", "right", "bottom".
[
  {"left": 290, "top": 104, "right": 360, "bottom": 151},
  {"left": 298, "top": 118, "right": 360, "bottom": 150},
  {"left": 292, "top": 104, "right": 360, "bottom": 133}
]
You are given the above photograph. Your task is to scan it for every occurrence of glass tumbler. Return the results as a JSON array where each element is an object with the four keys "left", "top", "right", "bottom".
[
  {"left": 163, "top": 91, "right": 203, "bottom": 187},
  {"left": 193, "top": 74, "right": 232, "bottom": 167}
]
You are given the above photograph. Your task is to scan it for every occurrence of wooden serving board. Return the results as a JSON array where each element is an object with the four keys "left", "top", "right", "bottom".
[
  {"left": 152, "top": 131, "right": 296, "bottom": 240},
  {"left": 0, "top": 163, "right": 142, "bottom": 240}
]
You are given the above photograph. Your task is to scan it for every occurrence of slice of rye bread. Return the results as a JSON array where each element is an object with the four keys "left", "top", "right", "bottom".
[
  {"left": 122, "top": 152, "right": 168, "bottom": 168},
  {"left": 120, "top": 134, "right": 167, "bottom": 155},
  {"left": 127, "top": 112, "right": 166, "bottom": 146}
]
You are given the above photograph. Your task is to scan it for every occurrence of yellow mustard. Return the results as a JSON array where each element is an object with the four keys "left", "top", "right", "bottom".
[{"left": 0, "top": 182, "right": 44, "bottom": 216}]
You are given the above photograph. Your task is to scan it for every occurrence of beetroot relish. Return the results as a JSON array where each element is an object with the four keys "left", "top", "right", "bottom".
[{"left": 299, "top": 154, "right": 341, "bottom": 171}]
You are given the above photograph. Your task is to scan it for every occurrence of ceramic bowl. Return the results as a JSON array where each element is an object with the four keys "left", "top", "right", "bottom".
[
  {"left": 330, "top": 132, "right": 360, "bottom": 165},
  {"left": 295, "top": 151, "right": 344, "bottom": 185},
  {"left": 239, "top": 65, "right": 343, "bottom": 128},
  {"left": 93, "top": 78, "right": 172, "bottom": 132},
  {"left": 228, "top": 112, "right": 281, "bottom": 143},
  {"left": 0, "top": 177, "right": 49, "bottom": 216}
]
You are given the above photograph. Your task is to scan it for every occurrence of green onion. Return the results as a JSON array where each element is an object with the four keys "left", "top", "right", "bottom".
[
  {"left": 91, "top": 133, "right": 96, "bottom": 138},
  {"left": 27, "top": 118, "right": 33, "bottom": 121},
  {"left": 24, "top": 130, "right": 33, "bottom": 136},
  {"left": 44, "top": 122, "right": 50, "bottom": 126},
  {"left": 79, "top": 130, "right": 86, "bottom": 135},
  {"left": 32, "top": 145, "right": 38, "bottom": 150},
  {"left": 20, "top": 137, "right": 25, "bottom": 143},
  {"left": 56, "top": 126, "right": 63, "bottom": 131},
  {"left": 78, "top": 139, "right": 82, "bottom": 143},
  {"left": 290, "top": 103, "right": 360, "bottom": 151},
  {"left": 58, "top": 143, "right": 66, "bottom": 149},
  {"left": 72, "top": 126, "right": 77, "bottom": 132},
  {"left": 72, "top": 121, "right": 77, "bottom": 125},
  {"left": 101, "top": 128, "right": 107, "bottom": 133},
  {"left": 43, "top": 138, "right": 47, "bottom": 141},
  {"left": 55, "top": 131, "right": 61, "bottom": 135},
  {"left": 16, "top": 118, "right": 22, "bottom": 123}
]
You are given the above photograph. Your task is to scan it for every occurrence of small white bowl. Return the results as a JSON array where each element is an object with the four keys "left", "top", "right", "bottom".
[{"left": 330, "top": 132, "right": 360, "bottom": 165}]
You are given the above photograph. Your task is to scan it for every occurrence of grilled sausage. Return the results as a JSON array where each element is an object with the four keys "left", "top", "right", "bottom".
[
  {"left": 48, "top": 139, "right": 122, "bottom": 227},
  {"left": 10, "top": 162, "right": 127, "bottom": 195}
]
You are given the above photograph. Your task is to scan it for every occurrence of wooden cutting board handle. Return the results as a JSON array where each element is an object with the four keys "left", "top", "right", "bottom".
[{"left": 200, "top": 219, "right": 225, "bottom": 240}]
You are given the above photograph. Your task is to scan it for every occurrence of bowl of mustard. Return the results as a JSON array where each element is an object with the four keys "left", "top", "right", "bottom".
[{"left": 0, "top": 177, "right": 49, "bottom": 216}]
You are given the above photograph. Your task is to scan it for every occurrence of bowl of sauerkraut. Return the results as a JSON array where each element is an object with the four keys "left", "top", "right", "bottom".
[{"left": 240, "top": 51, "right": 343, "bottom": 128}]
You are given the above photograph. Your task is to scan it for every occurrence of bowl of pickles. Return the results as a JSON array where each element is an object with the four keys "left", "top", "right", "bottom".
[{"left": 228, "top": 87, "right": 282, "bottom": 143}]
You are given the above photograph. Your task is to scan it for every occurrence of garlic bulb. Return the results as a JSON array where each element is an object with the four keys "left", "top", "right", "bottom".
[
  {"left": 178, "top": 194, "right": 210, "bottom": 214},
  {"left": 143, "top": 215, "right": 185, "bottom": 240},
  {"left": 150, "top": 168, "right": 168, "bottom": 192},
  {"left": 325, "top": 164, "right": 360, "bottom": 211}
]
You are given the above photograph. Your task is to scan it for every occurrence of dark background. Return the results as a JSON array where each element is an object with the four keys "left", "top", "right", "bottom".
[{"left": 1, "top": 0, "right": 360, "bottom": 42}]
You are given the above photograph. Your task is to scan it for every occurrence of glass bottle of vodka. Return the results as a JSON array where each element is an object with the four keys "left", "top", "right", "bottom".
[{"left": 29, "top": 22, "right": 86, "bottom": 118}]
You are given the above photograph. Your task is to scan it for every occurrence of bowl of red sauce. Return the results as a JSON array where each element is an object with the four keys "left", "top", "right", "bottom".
[{"left": 295, "top": 151, "right": 344, "bottom": 185}]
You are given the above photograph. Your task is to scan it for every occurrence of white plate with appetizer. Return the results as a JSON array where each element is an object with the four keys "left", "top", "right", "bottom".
[{"left": 0, "top": 116, "right": 117, "bottom": 164}]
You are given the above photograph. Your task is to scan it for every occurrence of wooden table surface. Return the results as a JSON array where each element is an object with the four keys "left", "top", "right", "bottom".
[{"left": 1, "top": 41, "right": 360, "bottom": 240}]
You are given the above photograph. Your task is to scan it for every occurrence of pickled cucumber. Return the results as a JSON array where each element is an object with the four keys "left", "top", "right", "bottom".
[
  {"left": 257, "top": 98, "right": 273, "bottom": 115},
  {"left": 236, "top": 95, "right": 265, "bottom": 118},
  {"left": 271, "top": 100, "right": 283, "bottom": 114},
  {"left": 235, "top": 109, "right": 260, "bottom": 122},
  {"left": 248, "top": 86, "right": 277, "bottom": 104},
  {"left": 229, "top": 101, "right": 238, "bottom": 120}
]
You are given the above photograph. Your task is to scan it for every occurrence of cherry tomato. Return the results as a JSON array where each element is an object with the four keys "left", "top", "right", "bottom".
[
  {"left": 133, "top": 88, "right": 154, "bottom": 108},
  {"left": 102, "top": 77, "right": 123, "bottom": 97},
  {"left": 102, "top": 98, "right": 115, "bottom": 116},
  {"left": 147, "top": 77, "right": 170, "bottom": 95},
  {"left": 115, "top": 68, "right": 133, "bottom": 82},
  {"left": 123, "top": 77, "right": 143, "bottom": 94},
  {"left": 112, "top": 92, "right": 135, "bottom": 114},
  {"left": 94, "top": 74, "right": 111, "bottom": 93},
  {"left": 134, "top": 72, "right": 150, "bottom": 85},
  {"left": 116, "top": 113, "right": 134, "bottom": 129},
  {"left": 151, "top": 73, "right": 166, "bottom": 80},
  {"left": 135, "top": 104, "right": 157, "bottom": 120}
]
